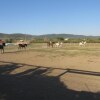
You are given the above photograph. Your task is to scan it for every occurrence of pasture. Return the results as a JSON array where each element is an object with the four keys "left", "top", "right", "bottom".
[{"left": 0, "top": 43, "right": 100, "bottom": 100}]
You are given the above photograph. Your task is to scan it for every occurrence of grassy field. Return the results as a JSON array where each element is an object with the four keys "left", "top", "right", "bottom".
[
  {"left": 0, "top": 43, "right": 100, "bottom": 100},
  {"left": 4, "top": 43, "right": 100, "bottom": 56}
]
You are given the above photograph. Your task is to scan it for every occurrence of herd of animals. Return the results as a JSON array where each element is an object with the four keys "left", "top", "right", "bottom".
[{"left": 0, "top": 39, "right": 87, "bottom": 53}]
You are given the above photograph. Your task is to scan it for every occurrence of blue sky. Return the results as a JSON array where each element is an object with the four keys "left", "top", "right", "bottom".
[{"left": 0, "top": 0, "right": 100, "bottom": 36}]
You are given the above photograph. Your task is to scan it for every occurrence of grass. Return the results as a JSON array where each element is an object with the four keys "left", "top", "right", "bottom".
[{"left": 4, "top": 43, "right": 100, "bottom": 56}]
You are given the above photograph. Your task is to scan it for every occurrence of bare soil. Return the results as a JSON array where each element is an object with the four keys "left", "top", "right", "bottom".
[{"left": 0, "top": 48, "right": 100, "bottom": 100}]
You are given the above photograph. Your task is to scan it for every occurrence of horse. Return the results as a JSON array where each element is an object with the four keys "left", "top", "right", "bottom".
[
  {"left": 79, "top": 41, "right": 86, "bottom": 46},
  {"left": 47, "top": 41, "right": 55, "bottom": 48},
  {"left": 18, "top": 43, "right": 27, "bottom": 50},
  {"left": 17, "top": 40, "right": 28, "bottom": 50},
  {"left": 54, "top": 42, "right": 63, "bottom": 47},
  {"left": 0, "top": 42, "right": 5, "bottom": 53}
]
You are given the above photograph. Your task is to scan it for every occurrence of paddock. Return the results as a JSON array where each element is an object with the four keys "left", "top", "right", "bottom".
[
  {"left": 0, "top": 43, "right": 100, "bottom": 100},
  {"left": 2, "top": 42, "right": 100, "bottom": 54}
]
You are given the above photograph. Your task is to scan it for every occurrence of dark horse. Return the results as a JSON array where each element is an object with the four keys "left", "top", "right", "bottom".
[
  {"left": 18, "top": 43, "right": 27, "bottom": 50},
  {"left": 47, "top": 41, "right": 55, "bottom": 48},
  {"left": 0, "top": 42, "right": 5, "bottom": 53}
]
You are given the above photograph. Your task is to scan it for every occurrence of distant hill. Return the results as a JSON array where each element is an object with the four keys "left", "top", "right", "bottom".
[
  {"left": 37, "top": 33, "right": 100, "bottom": 38},
  {"left": 0, "top": 33, "right": 100, "bottom": 40},
  {"left": 0, "top": 33, "right": 35, "bottom": 40},
  {"left": 37, "top": 34, "right": 87, "bottom": 38}
]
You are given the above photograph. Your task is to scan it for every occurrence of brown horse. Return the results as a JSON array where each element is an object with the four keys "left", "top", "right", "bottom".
[
  {"left": 18, "top": 43, "right": 27, "bottom": 50},
  {"left": 17, "top": 40, "right": 28, "bottom": 50},
  {"left": 0, "top": 42, "right": 5, "bottom": 53},
  {"left": 47, "top": 41, "right": 55, "bottom": 48}
]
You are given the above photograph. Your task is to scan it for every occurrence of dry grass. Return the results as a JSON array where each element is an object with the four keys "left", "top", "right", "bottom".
[{"left": 0, "top": 43, "right": 100, "bottom": 100}]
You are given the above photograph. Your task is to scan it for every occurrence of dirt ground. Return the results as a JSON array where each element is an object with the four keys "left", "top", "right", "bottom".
[{"left": 0, "top": 47, "right": 100, "bottom": 100}]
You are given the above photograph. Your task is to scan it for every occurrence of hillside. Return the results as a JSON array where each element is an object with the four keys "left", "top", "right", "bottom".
[
  {"left": 0, "top": 33, "right": 34, "bottom": 40},
  {"left": 0, "top": 33, "right": 100, "bottom": 40}
]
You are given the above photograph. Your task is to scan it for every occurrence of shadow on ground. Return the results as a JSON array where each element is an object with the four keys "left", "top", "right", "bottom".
[{"left": 0, "top": 61, "right": 100, "bottom": 100}]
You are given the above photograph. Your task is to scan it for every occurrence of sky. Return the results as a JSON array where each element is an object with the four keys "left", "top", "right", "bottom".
[{"left": 0, "top": 0, "right": 100, "bottom": 36}]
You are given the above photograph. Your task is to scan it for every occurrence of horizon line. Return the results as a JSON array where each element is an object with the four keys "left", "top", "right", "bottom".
[{"left": 0, "top": 32, "right": 100, "bottom": 37}]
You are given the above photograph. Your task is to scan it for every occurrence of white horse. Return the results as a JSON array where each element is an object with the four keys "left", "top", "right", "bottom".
[
  {"left": 54, "top": 42, "right": 63, "bottom": 47},
  {"left": 79, "top": 41, "right": 86, "bottom": 46}
]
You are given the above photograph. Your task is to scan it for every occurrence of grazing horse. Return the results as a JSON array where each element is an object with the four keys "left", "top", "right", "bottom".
[
  {"left": 0, "top": 40, "right": 5, "bottom": 53},
  {"left": 47, "top": 41, "right": 55, "bottom": 48}
]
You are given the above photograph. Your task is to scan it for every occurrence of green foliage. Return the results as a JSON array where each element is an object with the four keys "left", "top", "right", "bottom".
[
  {"left": 30, "top": 37, "right": 100, "bottom": 43},
  {"left": 1, "top": 33, "right": 100, "bottom": 43},
  {"left": 86, "top": 38, "right": 100, "bottom": 43},
  {"left": 30, "top": 38, "right": 44, "bottom": 43},
  {"left": 64, "top": 38, "right": 84, "bottom": 43},
  {"left": 56, "top": 37, "right": 64, "bottom": 41},
  {"left": 5, "top": 38, "right": 13, "bottom": 43},
  {"left": 63, "top": 38, "right": 100, "bottom": 43}
]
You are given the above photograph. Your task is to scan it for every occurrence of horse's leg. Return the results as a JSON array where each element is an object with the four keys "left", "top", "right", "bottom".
[
  {"left": 0, "top": 49, "right": 4, "bottom": 53},
  {"left": 2, "top": 48, "right": 4, "bottom": 53},
  {"left": 47, "top": 44, "right": 49, "bottom": 48},
  {"left": 24, "top": 46, "right": 26, "bottom": 50},
  {"left": 23, "top": 46, "right": 25, "bottom": 49},
  {"left": 18, "top": 46, "right": 21, "bottom": 50},
  {"left": 1, "top": 47, "right": 4, "bottom": 53},
  {"left": 47, "top": 43, "right": 50, "bottom": 48},
  {"left": 51, "top": 44, "right": 53, "bottom": 48},
  {"left": 23, "top": 46, "right": 25, "bottom": 50},
  {"left": 18, "top": 47, "right": 19, "bottom": 50}
]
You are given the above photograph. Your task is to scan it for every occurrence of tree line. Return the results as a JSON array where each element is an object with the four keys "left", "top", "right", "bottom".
[{"left": 3, "top": 37, "right": 100, "bottom": 43}]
